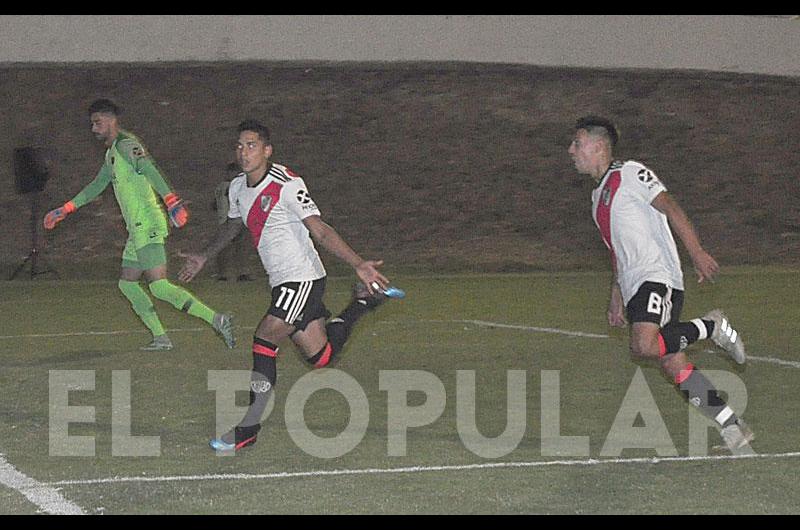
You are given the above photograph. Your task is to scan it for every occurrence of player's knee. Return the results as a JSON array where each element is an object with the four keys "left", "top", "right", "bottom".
[
  {"left": 118, "top": 279, "right": 144, "bottom": 301},
  {"left": 147, "top": 279, "right": 169, "bottom": 300},
  {"left": 660, "top": 353, "right": 688, "bottom": 381},
  {"left": 629, "top": 338, "right": 660, "bottom": 360}
]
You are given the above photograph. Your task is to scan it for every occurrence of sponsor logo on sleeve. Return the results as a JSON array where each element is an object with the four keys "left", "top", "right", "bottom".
[
  {"left": 297, "top": 189, "right": 318, "bottom": 211},
  {"left": 637, "top": 169, "right": 661, "bottom": 190}
]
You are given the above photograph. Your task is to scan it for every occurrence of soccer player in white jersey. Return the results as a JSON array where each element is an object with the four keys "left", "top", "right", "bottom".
[
  {"left": 568, "top": 116, "right": 753, "bottom": 454},
  {"left": 180, "top": 120, "right": 403, "bottom": 452}
]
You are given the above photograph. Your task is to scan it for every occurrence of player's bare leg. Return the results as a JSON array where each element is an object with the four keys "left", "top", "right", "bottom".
[{"left": 292, "top": 318, "right": 331, "bottom": 366}]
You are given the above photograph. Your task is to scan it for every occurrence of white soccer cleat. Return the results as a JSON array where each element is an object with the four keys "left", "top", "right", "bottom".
[
  {"left": 719, "top": 420, "right": 755, "bottom": 455},
  {"left": 704, "top": 310, "right": 746, "bottom": 365},
  {"left": 140, "top": 335, "right": 174, "bottom": 352},
  {"left": 213, "top": 313, "right": 236, "bottom": 349}
]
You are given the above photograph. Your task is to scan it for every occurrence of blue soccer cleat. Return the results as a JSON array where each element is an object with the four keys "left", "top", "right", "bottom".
[
  {"left": 380, "top": 285, "right": 406, "bottom": 299},
  {"left": 209, "top": 426, "right": 259, "bottom": 453},
  {"left": 355, "top": 282, "right": 406, "bottom": 309}
]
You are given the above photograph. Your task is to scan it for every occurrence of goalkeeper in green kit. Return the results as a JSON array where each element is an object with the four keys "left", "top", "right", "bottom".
[{"left": 44, "top": 99, "right": 235, "bottom": 351}]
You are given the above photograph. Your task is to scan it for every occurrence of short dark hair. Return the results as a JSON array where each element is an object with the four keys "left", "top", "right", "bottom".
[
  {"left": 237, "top": 120, "right": 271, "bottom": 144},
  {"left": 88, "top": 98, "right": 121, "bottom": 116},
  {"left": 575, "top": 116, "right": 619, "bottom": 148}
]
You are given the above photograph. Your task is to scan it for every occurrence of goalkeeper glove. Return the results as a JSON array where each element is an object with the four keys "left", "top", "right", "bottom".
[
  {"left": 164, "top": 193, "right": 189, "bottom": 228},
  {"left": 43, "top": 201, "right": 76, "bottom": 230}
]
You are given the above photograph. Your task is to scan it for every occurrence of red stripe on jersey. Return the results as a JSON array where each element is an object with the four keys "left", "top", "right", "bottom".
[
  {"left": 595, "top": 170, "right": 622, "bottom": 271},
  {"left": 246, "top": 181, "right": 284, "bottom": 248}
]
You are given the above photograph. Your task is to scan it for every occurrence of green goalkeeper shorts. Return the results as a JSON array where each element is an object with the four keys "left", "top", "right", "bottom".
[{"left": 122, "top": 240, "right": 167, "bottom": 271}]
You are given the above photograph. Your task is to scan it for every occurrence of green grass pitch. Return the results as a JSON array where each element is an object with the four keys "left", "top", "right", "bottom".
[{"left": 1, "top": 268, "right": 798, "bottom": 514}]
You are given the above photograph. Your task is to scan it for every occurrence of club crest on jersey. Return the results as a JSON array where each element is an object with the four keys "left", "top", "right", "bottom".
[
  {"left": 602, "top": 187, "right": 612, "bottom": 206},
  {"left": 261, "top": 194, "right": 273, "bottom": 212}
]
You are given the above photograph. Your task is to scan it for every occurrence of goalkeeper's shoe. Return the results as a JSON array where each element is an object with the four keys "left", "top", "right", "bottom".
[
  {"left": 353, "top": 282, "right": 406, "bottom": 309},
  {"left": 209, "top": 425, "right": 260, "bottom": 453},
  {"left": 212, "top": 313, "right": 236, "bottom": 349},
  {"left": 704, "top": 310, "right": 746, "bottom": 365},
  {"left": 140, "top": 335, "right": 174, "bottom": 352},
  {"left": 717, "top": 419, "right": 755, "bottom": 455}
]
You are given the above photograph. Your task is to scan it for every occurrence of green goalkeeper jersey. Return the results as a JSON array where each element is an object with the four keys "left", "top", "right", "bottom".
[{"left": 70, "top": 130, "right": 172, "bottom": 238}]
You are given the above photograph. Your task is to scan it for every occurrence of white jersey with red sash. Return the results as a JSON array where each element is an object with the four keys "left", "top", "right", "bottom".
[
  {"left": 228, "top": 163, "right": 326, "bottom": 287},
  {"left": 592, "top": 160, "right": 684, "bottom": 305}
]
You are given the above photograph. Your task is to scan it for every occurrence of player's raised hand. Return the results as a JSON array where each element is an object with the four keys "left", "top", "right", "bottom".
[
  {"left": 178, "top": 251, "right": 207, "bottom": 283},
  {"left": 43, "top": 201, "right": 76, "bottom": 230},
  {"left": 355, "top": 260, "right": 389, "bottom": 295}
]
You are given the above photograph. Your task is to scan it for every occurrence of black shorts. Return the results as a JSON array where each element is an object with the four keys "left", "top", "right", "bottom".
[
  {"left": 626, "top": 282, "right": 685, "bottom": 327},
  {"left": 267, "top": 278, "right": 331, "bottom": 332}
]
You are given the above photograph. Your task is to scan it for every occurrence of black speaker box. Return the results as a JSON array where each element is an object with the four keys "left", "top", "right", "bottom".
[{"left": 13, "top": 147, "right": 49, "bottom": 194}]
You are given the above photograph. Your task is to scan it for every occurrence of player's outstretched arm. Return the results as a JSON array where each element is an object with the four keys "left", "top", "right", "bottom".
[
  {"left": 178, "top": 219, "right": 243, "bottom": 282},
  {"left": 44, "top": 167, "right": 113, "bottom": 230},
  {"left": 303, "top": 215, "right": 389, "bottom": 295},
  {"left": 652, "top": 192, "right": 719, "bottom": 283}
]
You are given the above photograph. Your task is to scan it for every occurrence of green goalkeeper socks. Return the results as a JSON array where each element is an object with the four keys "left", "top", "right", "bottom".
[
  {"left": 118, "top": 280, "right": 166, "bottom": 338},
  {"left": 148, "top": 279, "right": 216, "bottom": 325}
]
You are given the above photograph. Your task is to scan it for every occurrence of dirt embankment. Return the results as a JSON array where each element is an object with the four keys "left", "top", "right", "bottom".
[{"left": 2, "top": 63, "right": 798, "bottom": 278}]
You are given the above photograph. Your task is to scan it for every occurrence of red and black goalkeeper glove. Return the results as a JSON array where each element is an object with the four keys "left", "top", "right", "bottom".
[
  {"left": 43, "top": 201, "right": 76, "bottom": 230},
  {"left": 164, "top": 193, "right": 189, "bottom": 228}
]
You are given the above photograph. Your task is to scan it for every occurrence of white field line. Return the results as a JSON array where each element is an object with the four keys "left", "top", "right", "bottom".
[
  {"left": 2, "top": 319, "right": 797, "bottom": 370},
  {"left": 410, "top": 319, "right": 800, "bottom": 370},
  {"left": 456, "top": 319, "right": 611, "bottom": 339},
  {"left": 0, "top": 453, "right": 84, "bottom": 515},
  {"left": 742, "top": 355, "right": 800, "bottom": 369},
  {"left": 44, "top": 451, "right": 800, "bottom": 488},
  {"left": 0, "top": 327, "right": 206, "bottom": 340}
]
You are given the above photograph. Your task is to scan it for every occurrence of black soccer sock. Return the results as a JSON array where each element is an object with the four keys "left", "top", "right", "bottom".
[
  {"left": 323, "top": 299, "right": 371, "bottom": 357},
  {"left": 677, "top": 364, "right": 738, "bottom": 428},
  {"left": 325, "top": 320, "right": 350, "bottom": 355},
  {"left": 337, "top": 299, "right": 372, "bottom": 327},
  {"left": 238, "top": 337, "right": 278, "bottom": 433},
  {"left": 659, "top": 319, "right": 714, "bottom": 355}
]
